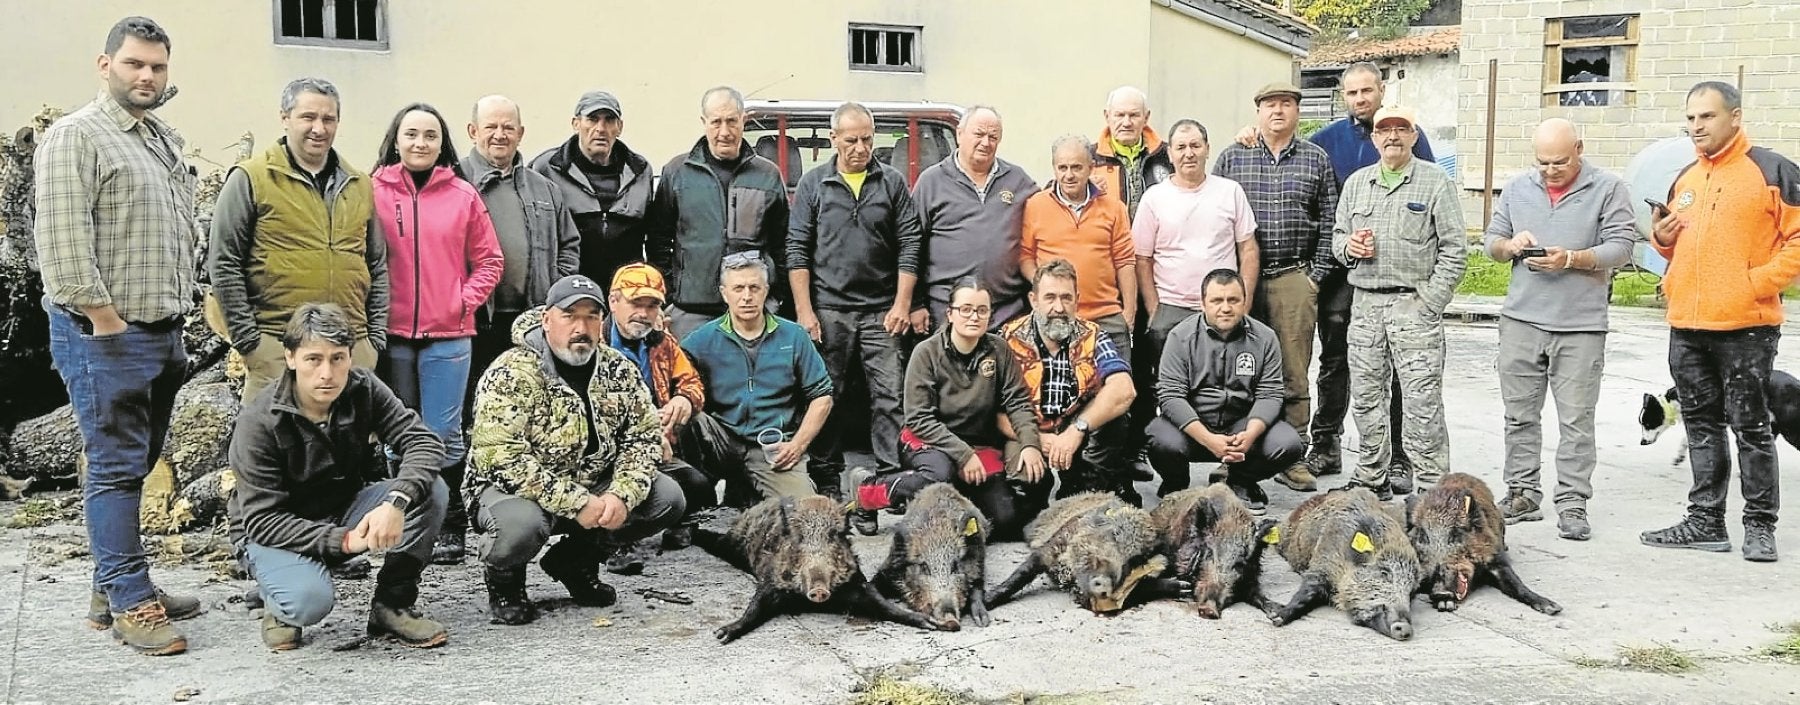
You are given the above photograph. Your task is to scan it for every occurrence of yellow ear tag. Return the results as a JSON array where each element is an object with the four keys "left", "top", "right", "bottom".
[
  {"left": 1352, "top": 532, "right": 1375, "bottom": 554},
  {"left": 1262, "top": 525, "right": 1281, "bottom": 545},
  {"left": 1104, "top": 506, "right": 1122, "bottom": 517},
  {"left": 964, "top": 518, "right": 980, "bottom": 537},
  {"left": 844, "top": 501, "right": 859, "bottom": 513}
]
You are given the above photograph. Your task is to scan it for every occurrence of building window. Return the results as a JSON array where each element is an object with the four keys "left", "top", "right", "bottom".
[
  {"left": 1543, "top": 15, "right": 1638, "bottom": 107},
  {"left": 849, "top": 24, "right": 922, "bottom": 72},
  {"left": 274, "top": 0, "right": 387, "bottom": 50}
]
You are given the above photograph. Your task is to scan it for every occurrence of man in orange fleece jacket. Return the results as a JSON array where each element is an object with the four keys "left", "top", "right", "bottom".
[{"left": 1641, "top": 81, "right": 1800, "bottom": 563}]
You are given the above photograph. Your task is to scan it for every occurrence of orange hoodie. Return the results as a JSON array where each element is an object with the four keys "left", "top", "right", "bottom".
[{"left": 1653, "top": 130, "right": 1800, "bottom": 331}]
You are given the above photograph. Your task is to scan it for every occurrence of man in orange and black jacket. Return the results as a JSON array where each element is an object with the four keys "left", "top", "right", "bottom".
[{"left": 1641, "top": 81, "right": 1800, "bottom": 563}]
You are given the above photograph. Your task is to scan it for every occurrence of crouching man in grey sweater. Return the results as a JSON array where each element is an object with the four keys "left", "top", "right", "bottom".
[{"left": 1483, "top": 118, "right": 1638, "bottom": 540}]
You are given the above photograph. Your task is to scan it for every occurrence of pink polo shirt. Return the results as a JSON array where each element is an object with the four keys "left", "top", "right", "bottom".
[{"left": 1131, "top": 176, "right": 1257, "bottom": 309}]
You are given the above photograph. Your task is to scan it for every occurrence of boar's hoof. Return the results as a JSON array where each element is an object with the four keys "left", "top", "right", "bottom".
[
  {"left": 968, "top": 603, "right": 991, "bottom": 628},
  {"left": 1534, "top": 600, "right": 1563, "bottom": 616},
  {"left": 1196, "top": 602, "right": 1221, "bottom": 620},
  {"left": 1432, "top": 597, "right": 1459, "bottom": 613},
  {"left": 714, "top": 623, "right": 745, "bottom": 644}
]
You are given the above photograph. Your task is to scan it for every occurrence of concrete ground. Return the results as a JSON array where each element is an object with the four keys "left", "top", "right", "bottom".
[{"left": 3, "top": 302, "right": 1799, "bottom": 705}]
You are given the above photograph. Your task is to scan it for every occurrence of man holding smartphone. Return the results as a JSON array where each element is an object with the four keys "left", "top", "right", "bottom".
[{"left": 1484, "top": 118, "right": 1639, "bottom": 540}]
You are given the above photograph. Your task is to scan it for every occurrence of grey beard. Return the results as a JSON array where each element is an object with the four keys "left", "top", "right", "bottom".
[
  {"left": 551, "top": 345, "right": 595, "bottom": 366},
  {"left": 1035, "top": 313, "right": 1076, "bottom": 343}
]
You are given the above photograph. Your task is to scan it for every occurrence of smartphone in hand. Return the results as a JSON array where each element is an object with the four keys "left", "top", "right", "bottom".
[
  {"left": 1517, "top": 247, "right": 1549, "bottom": 259},
  {"left": 1644, "top": 198, "right": 1670, "bottom": 217}
]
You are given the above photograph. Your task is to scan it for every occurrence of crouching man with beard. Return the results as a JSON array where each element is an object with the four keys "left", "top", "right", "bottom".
[
  {"left": 228, "top": 303, "right": 451, "bottom": 651},
  {"left": 999, "top": 259, "right": 1139, "bottom": 504},
  {"left": 466, "top": 274, "right": 687, "bottom": 624}
]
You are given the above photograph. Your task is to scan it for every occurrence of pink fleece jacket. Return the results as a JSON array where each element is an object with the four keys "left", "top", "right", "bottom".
[{"left": 373, "top": 164, "right": 504, "bottom": 339}]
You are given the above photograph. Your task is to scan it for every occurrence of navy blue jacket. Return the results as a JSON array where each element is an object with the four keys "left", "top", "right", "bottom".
[{"left": 1310, "top": 117, "right": 1437, "bottom": 189}]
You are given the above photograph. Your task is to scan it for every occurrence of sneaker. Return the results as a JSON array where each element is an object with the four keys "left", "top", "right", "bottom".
[
  {"left": 1389, "top": 464, "right": 1415, "bottom": 496},
  {"left": 1305, "top": 438, "right": 1343, "bottom": 476},
  {"left": 1557, "top": 507, "right": 1591, "bottom": 541},
  {"left": 261, "top": 613, "right": 301, "bottom": 651},
  {"left": 1273, "top": 463, "right": 1318, "bottom": 492},
  {"left": 1639, "top": 514, "right": 1731, "bottom": 553},
  {"left": 87, "top": 588, "right": 203, "bottom": 630},
  {"left": 109, "top": 599, "right": 187, "bottom": 656},
  {"left": 1499, "top": 490, "right": 1543, "bottom": 524},
  {"left": 367, "top": 601, "right": 448, "bottom": 648},
  {"left": 850, "top": 508, "right": 881, "bottom": 536},
  {"left": 1230, "top": 482, "right": 1269, "bottom": 516},
  {"left": 1743, "top": 522, "right": 1778, "bottom": 562}
]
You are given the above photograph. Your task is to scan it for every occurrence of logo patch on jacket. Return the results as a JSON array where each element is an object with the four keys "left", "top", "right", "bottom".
[
  {"left": 1676, "top": 190, "right": 1696, "bottom": 211},
  {"left": 999, "top": 190, "right": 1015, "bottom": 205},
  {"left": 979, "top": 358, "right": 997, "bottom": 378},
  {"left": 1234, "top": 352, "right": 1256, "bottom": 377}
]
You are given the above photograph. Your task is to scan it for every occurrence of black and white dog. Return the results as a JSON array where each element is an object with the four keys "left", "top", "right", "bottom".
[{"left": 1639, "top": 370, "right": 1800, "bottom": 464}]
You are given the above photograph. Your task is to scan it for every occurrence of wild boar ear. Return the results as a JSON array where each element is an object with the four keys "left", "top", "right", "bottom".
[
  {"left": 778, "top": 496, "right": 796, "bottom": 535},
  {"left": 962, "top": 512, "right": 986, "bottom": 540},
  {"left": 1403, "top": 494, "right": 1421, "bottom": 528}
]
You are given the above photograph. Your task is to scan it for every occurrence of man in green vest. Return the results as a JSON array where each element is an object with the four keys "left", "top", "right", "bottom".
[{"left": 209, "top": 77, "right": 389, "bottom": 401}]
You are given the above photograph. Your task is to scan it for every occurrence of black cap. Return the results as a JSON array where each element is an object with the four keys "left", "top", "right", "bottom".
[{"left": 547, "top": 274, "right": 605, "bottom": 309}]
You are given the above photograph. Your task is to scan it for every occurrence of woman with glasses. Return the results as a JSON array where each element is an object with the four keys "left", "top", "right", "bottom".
[
  {"left": 372, "top": 102, "right": 505, "bottom": 563},
  {"left": 851, "top": 278, "right": 1050, "bottom": 539}
]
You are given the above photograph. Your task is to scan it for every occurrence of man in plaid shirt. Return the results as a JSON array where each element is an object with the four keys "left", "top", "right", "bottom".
[
  {"left": 1211, "top": 82, "right": 1340, "bottom": 494},
  {"left": 1330, "top": 106, "right": 1467, "bottom": 500},
  {"left": 33, "top": 16, "right": 202, "bottom": 655}
]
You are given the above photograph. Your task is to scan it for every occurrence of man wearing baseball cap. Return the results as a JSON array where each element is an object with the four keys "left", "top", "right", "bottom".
[
  {"left": 602, "top": 263, "right": 716, "bottom": 563},
  {"left": 464, "top": 273, "right": 688, "bottom": 625},
  {"left": 528, "top": 89, "right": 656, "bottom": 289},
  {"left": 1210, "top": 81, "right": 1340, "bottom": 494},
  {"left": 1329, "top": 105, "right": 1466, "bottom": 501}
]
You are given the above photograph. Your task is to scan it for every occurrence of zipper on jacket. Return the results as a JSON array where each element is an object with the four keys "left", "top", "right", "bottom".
[{"left": 411, "top": 190, "right": 423, "bottom": 337}]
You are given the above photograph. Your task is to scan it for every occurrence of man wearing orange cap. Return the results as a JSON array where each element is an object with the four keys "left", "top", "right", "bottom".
[{"left": 1329, "top": 105, "right": 1465, "bottom": 500}]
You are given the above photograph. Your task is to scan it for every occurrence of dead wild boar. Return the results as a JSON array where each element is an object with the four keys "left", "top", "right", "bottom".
[
  {"left": 1151, "top": 484, "right": 1278, "bottom": 619},
  {"left": 1267, "top": 487, "right": 1421, "bottom": 641},
  {"left": 873, "top": 483, "right": 992, "bottom": 628},
  {"left": 693, "top": 494, "right": 959, "bottom": 644},
  {"left": 987, "top": 492, "right": 1186, "bottom": 613},
  {"left": 1406, "top": 472, "right": 1562, "bottom": 615}
]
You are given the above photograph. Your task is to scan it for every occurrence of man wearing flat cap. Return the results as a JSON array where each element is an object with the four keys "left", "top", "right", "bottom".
[
  {"left": 465, "top": 273, "right": 688, "bottom": 625},
  {"left": 1329, "top": 105, "right": 1465, "bottom": 500},
  {"left": 529, "top": 90, "right": 655, "bottom": 288},
  {"left": 1210, "top": 81, "right": 1340, "bottom": 493}
]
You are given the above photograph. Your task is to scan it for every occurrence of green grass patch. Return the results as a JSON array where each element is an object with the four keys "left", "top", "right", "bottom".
[
  {"left": 1572, "top": 644, "right": 1699, "bottom": 674},
  {"left": 1458, "top": 251, "right": 1667, "bottom": 307},
  {"left": 1764, "top": 634, "right": 1800, "bottom": 664},
  {"left": 3, "top": 496, "right": 80, "bottom": 528},
  {"left": 849, "top": 674, "right": 978, "bottom": 705}
]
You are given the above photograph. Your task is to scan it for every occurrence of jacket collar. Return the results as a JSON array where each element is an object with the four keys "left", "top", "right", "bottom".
[
  {"left": 1698, "top": 128, "right": 1752, "bottom": 166},
  {"left": 1201, "top": 312, "right": 1246, "bottom": 341},
  {"left": 609, "top": 321, "right": 666, "bottom": 351},
  {"left": 461, "top": 147, "right": 521, "bottom": 189},
  {"left": 1094, "top": 125, "right": 1164, "bottom": 158},
  {"left": 685, "top": 137, "right": 756, "bottom": 170},
  {"left": 372, "top": 163, "right": 459, "bottom": 193},
  {"left": 96, "top": 90, "right": 155, "bottom": 133},
  {"left": 1044, "top": 181, "right": 1101, "bottom": 211}
]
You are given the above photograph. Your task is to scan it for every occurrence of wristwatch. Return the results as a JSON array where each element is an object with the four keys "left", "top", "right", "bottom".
[
  {"left": 384, "top": 491, "right": 410, "bottom": 511},
  {"left": 1072, "top": 417, "right": 1092, "bottom": 434}
]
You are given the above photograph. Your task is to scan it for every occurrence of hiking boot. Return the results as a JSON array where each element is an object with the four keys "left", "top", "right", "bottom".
[
  {"left": 1500, "top": 490, "right": 1543, "bottom": 524},
  {"left": 1305, "top": 437, "right": 1343, "bottom": 476},
  {"left": 1557, "top": 507, "right": 1592, "bottom": 541},
  {"left": 1389, "top": 463, "right": 1415, "bottom": 496},
  {"left": 330, "top": 555, "right": 371, "bottom": 580},
  {"left": 1743, "top": 522, "right": 1778, "bottom": 563},
  {"left": 87, "top": 588, "right": 203, "bottom": 630},
  {"left": 261, "top": 613, "right": 301, "bottom": 651},
  {"left": 430, "top": 531, "right": 467, "bottom": 566},
  {"left": 1351, "top": 480, "right": 1394, "bottom": 502},
  {"left": 604, "top": 538, "right": 653, "bottom": 576},
  {"left": 850, "top": 508, "right": 881, "bottom": 536},
  {"left": 1639, "top": 514, "right": 1731, "bottom": 553},
  {"left": 542, "top": 543, "right": 618, "bottom": 607},
  {"left": 109, "top": 599, "right": 187, "bottom": 656},
  {"left": 483, "top": 567, "right": 538, "bottom": 625},
  {"left": 661, "top": 524, "right": 694, "bottom": 551},
  {"left": 367, "top": 601, "right": 448, "bottom": 648},
  {"left": 1230, "top": 482, "right": 1269, "bottom": 516},
  {"left": 1273, "top": 463, "right": 1318, "bottom": 492}
]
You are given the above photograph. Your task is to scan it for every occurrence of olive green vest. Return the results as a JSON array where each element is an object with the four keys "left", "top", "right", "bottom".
[{"left": 239, "top": 142, "right": 376, "bottom": 336}]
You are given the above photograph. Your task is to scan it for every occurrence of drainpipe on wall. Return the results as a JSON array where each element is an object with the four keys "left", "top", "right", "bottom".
[{"left": 1153, "top": 0, "right": 1310, "bottom": 58}]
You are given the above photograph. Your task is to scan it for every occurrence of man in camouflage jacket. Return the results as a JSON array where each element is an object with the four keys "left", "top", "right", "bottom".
[{"left": 465, "top": 275, "right": 687, "bottom": 625}]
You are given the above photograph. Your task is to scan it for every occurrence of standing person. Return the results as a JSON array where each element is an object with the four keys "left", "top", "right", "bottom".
[
  {"left": 1145, "top": 269, "right": 1303, "bottom": 515},
  {"left": 913, "top": 105, "right": 1039, "bottom": 329},
  {"left": 34, "top": 15, "right": 202, "bottom": 655},
  {"left": 526, "top": 90, "right": 653, "bottom": 288},
  {"left": 1021, "top": 134, "right": 1138, "bottom": 364},
  {"left": 210, "top": 77, "right": 388, "bottom": 402},
  {"left": 647, "top": 86, "right": 789, "bottom": 339},
  {"left": 1484, "top": 118, "right": 1638, "bottom": 540},
  {"left": 787, "top": 102, "right": 925, "bottom": 497},
  {"left": 1330, "top": 106, "right": 1465, "bottom": 501},
  {"left": 371, "top": 102, "right": 504, "bottom": 567},
  {"left": 1640, "top": 81, "right": 1800, "bottom": 562},
  {"left": 853, "top": 279, "right": 1050, "bottom": 539},
  {"left": 455, "top": 94, "right": 580, "bottom": 563},
  {"left": 1090, "top": 86, "right": 1172, "bottom": 219},
  {"left": 1211, "top": 82, "right": 1340, "bottom": 493},
  {"left": 228, "top": 304, "right": 451, "bottom": 650}
]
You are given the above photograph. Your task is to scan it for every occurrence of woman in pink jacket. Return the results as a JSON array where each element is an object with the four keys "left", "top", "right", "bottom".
[{"left": 372, "top": 102, "right": 504, "bottom": 563}]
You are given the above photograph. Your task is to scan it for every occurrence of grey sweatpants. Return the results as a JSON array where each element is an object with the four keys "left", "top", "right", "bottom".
[{"left": 1497, "top": 316, "right": 1605, "bottom": 510}]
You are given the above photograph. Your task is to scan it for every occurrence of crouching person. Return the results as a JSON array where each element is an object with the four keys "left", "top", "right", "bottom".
[
  {"left": 228, "top": 303, "right": 451, "bottom": 651},
  {"left": 467, "top": 275, "right": 687, "bottom": 625}
]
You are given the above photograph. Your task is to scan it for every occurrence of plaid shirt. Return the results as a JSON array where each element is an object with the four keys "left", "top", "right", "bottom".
[
  {"left": 1330, "top": 158, "right": 1467, "bottom": 312},
  {"left": 33, "top": 92, "right": 198, "bottom": 323},
  {"left": 1212, "top": 136, "right": 1340, "bottom": 282}
]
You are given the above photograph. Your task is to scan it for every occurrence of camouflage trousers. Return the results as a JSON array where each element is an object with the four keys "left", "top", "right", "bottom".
[{"left": 1346, "top": 290, "right": 1449, "bottom": 487}]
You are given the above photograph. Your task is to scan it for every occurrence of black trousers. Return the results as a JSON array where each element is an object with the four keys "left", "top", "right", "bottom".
[
  {"left": 857, "top": 443, "right": 1051, "bottom": 540},
  {"left": 1145, "top": 416, "right": 1305, "bottom": 496},
  {"left": 1670, "top": 326, "right": 1781, "bottom": 525}
]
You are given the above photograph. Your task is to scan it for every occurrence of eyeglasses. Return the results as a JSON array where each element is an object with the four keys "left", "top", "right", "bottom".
[
  {"left": 950, "top": 305, "right": 992, "bottom": 319},
  {"left": 1373, "top": 126, "right": 1412, "bottom": 136},
  {"left": 1535, "top": 157, "right": 1574, "bottom": 169}
]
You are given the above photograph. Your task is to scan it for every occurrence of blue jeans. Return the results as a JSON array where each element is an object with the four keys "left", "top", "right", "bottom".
[
  {"left": 382, "top": 337, "right": 472, "bottom": 466},
  {"left": 244, "top": 478, "right": 449, "bottom": 627},
  {"left": 44, "top": 300, "right": 187, "bottom": 612}
]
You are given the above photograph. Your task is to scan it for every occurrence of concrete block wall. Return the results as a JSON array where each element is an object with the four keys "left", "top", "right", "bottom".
[{"left": 1456, "top": 0, "right": 1800, "bottom": 228}]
